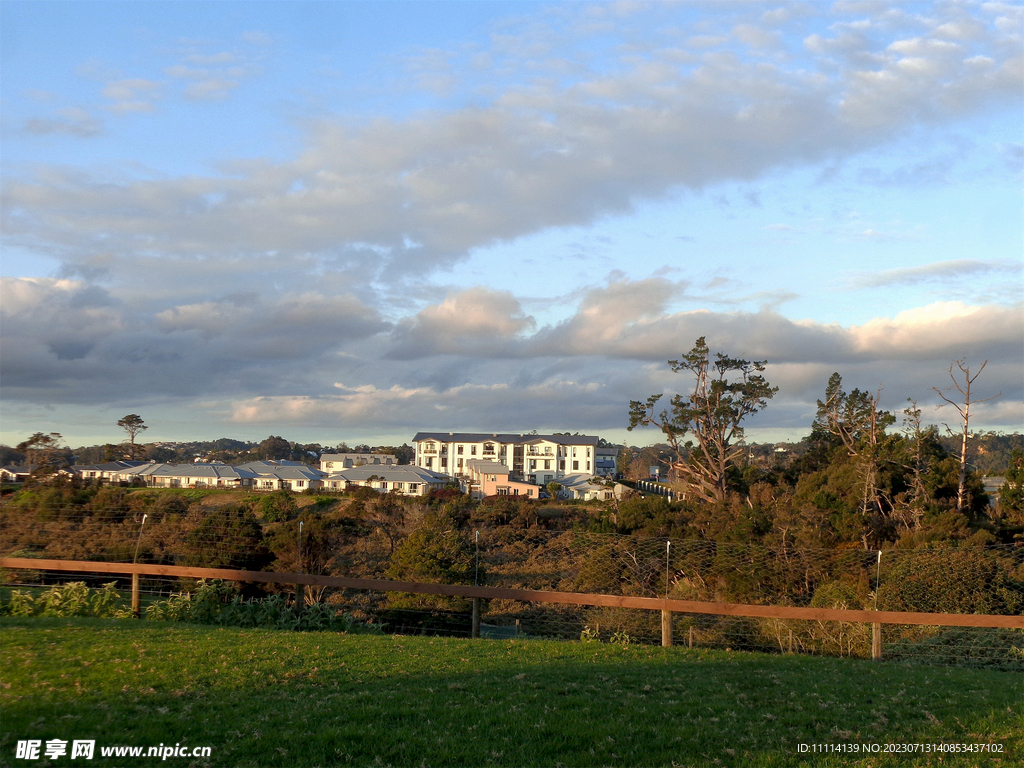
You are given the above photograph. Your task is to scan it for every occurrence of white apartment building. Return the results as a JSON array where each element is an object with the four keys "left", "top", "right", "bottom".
[{"left": 411, "top": 432, "right": 599, "bottom": 485}]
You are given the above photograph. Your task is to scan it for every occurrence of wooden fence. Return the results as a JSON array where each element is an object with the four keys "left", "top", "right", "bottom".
[{"left": 3, "top": 557, "right": 1022, "bottom": 660}]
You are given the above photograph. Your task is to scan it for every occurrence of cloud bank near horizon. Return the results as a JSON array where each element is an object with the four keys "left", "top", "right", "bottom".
[{"left": 1, "top": 1, "right": 1021, "bottom": 445}]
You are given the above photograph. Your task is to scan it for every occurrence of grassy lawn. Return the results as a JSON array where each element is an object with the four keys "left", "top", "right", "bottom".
[{"left": 0, "top": 617, "right": 1020, "bottom": 768}]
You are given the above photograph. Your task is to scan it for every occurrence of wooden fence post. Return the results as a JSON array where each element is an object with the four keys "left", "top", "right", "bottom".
[
  {"left": 131, "top": 573, "right": 141, "bottom": 619},
  {"left": 661, "top": 609, "right": 673, "bottom": 647},
  {"left": 471, "top": 597, "right": 480, "bottom": 638},
  {"left": 872, "top": 622, "right": 882, "bottom": 660}
]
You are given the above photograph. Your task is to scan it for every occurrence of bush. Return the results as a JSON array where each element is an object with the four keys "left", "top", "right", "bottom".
[
  {"left": 885, "top": 627, "right": 1024, "bottom": 670},
  {"left": 145, "top": 579, "right": 380, "bottom": 633},
  {"left": 2, "top": 582, "right": 132, "bottom": 618}
]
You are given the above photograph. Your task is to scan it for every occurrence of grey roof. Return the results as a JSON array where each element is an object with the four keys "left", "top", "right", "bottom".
[
  {"left": 557, "top": 473, "right": 606, "bottom": 490},
  {"left": 254, "top": 466, "right": 325, "bottom": 481},
  {"left": 466, "top": 459, "right": 510, "bottom": 474},
  {"left": 413, "top": 432, "right": 599, "bottom": 446},
  {"left": 235, "top": 461, "right": 323, "bottom": 477},
  {"left": 69, "top": 461, "right": 147, "bottom": 473},
  {"left": 120, "top": 463, "right": 257, "bottom": 479},
  {"left": 1, "top": 465, "right": 35, "bottom": 475},
  {"left": 234, "top": 460, "right": 307, "bottom": 470},
  {"left": 328, "top": 465, "right": 449, "bottom": 484}
]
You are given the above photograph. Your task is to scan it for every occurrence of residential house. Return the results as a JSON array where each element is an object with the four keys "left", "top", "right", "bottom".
[
  {"left": 323, "top": 464, "right": 449, "bottom": 496},
  {"left": 462, "top": 459, "right": 540, "bottom": 500},
  {"left": 412, "top": 432, "right": 600, "bottom": 484},
  {"left": 594, "top": 446, "right": 620, "bottom": 477},
  {"left": 236, "top": 461, "right": 326, "bottom": 492},
  {"left": 319, "top": 453, "right": 397, "bottom": 472},
  {"left": 0, "top": 466, "right": 35, "bottom": 484},
  {"left": 66, "top": 461, "right": 147, "bottom": 482},
  {"left": 555, "top": 473, "right": 618, "bottom": 501},
  {"left": 111, "top": 463, "right": 256, "bottom": 488}
]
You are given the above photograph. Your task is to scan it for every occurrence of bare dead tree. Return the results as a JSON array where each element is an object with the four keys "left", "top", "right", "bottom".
[{"left": 933, "top": 358, "right": 1000, "bottom": 514}]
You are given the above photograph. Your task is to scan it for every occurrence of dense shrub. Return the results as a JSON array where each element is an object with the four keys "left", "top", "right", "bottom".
[
  {"left": 885, "top": 627, "right": 1024, "bottom": 670},
  {"left": 2, "top": 582, "right": 131, "bottom": 618},
  {"left": 145, "top": 579, "right": 381, "bottom": 633}
]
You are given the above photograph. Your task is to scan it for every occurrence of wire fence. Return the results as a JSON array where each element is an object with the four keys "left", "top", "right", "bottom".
[{"left": 1, "top": 502, "right": 1022, "bottom": 669}]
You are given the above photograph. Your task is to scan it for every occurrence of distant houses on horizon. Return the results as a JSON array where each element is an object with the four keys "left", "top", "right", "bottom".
[{"left": 1, "top": 430, "right": 623, "bottom": 501}]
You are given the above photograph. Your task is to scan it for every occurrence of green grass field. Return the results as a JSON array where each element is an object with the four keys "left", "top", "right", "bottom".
[{"left": 1, "top": 617, "right": 1020, "bottom": 767}]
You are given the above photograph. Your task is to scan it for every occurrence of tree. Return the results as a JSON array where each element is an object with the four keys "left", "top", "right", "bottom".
[
  {"left": 15, "top": 432, "right": 67, "bottom": 481},
  {"left": 998, "top": 450, "right": 1024, "bottom": 530},
  {"left": 934, "top": 358, "right": 1000, "bottom": 514},
  {"left": 258, "top": 435, "right": 291, "bottom": 460},
  {"left": 385, "top": 510, "right": 476, "bottom": 609},
  {"left": 628, "top": 337, "right": 778, "bottom": 504},
  {"left": 813, "top": 373, "right": 895, "bottom": 525},
  {"left": 117, "top": 414, "right": 148, "bottom": 460}
]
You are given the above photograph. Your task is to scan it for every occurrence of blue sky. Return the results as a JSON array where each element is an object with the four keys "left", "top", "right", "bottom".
[{"left": 1, "top": 0, "right": 1021, "bottom": 449}]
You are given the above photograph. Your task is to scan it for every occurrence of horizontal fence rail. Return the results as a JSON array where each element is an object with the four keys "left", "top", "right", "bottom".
[{"left": 3, "top": 557, "right": 1021, "bottom": 631}]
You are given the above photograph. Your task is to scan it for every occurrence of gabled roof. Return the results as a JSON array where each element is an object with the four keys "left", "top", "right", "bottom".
[
  {"left": 117, "top": 463, "right": 258, "bottom": 479},
  {"left": 235, "top": 460, "right": 307, "bottom": 469},
  {"left": 69, "top": 461, "right": 147, "bottom": 473},
  {"left": 327, "top": 465, "right": 449, "bottom": 484},
  {"left": 557, "top": 473, "right": 607, "bottom": 491},
  {"left": 252, "top": 465, "right": 325, "bottom": 481},
  {"left": 413, "top": 432, "right": 599, "bottom": 446},
  {"left": 235, "top": 461, "right": 324, "bottom": 478}
]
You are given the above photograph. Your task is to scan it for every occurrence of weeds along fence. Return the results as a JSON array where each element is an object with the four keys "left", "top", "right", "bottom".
[
  {"left": 1, "top": 556, "right": 1022, "bottom": 669},
  {"left": 1, "top": 503, "right": 1022, "bottom": 668}
]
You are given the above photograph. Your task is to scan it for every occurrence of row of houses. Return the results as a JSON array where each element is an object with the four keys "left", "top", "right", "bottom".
[
  {"left": 0, "top": 459, "right": 449, "bottom": 497},
  {"left": 2, "top": 432, "right": 623, "bottom": 501}
]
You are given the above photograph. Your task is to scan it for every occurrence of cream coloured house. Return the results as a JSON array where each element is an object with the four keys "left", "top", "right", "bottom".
[{"left": 412, "top": 432, "right": 599, "bottom": 484}]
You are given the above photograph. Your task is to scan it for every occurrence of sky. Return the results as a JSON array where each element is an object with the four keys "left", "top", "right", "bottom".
[{"left": 1, "top": 0, "right": 1022, "bottom": 451}]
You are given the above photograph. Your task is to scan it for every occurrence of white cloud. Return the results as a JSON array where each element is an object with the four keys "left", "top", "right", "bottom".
[
  {"left": 102, "top": 78, "right": 161, "bottom": 113},
  {"left": 4, "top": 1, "right": 1018, "bottom": 276},
  {"left": 849, "top": 259, "right": 1023, "bottom": 288},
  {"left": 22, "top": 107, "right": 102, "bottom": 137}
]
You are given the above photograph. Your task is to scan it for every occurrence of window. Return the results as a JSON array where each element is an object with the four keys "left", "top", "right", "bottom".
[
  {"left": 425, "top": 457, "right": 433, "bottom": 468},
  {"left": 457, "top": 458, "right": 463, "bottom": 468},
  {"left": 458, "top": 445, "right": 464, "bottom": 455},
  {"left": 408, "top": 484, "right": 418, "bottom": 493},
  {"left": 544, "top": 460, "right": 551, "bottom": 469},
  {"left": 530, "top": 460, "right": 536, "bottom": 469},
  {"left": 573, "top": 461, "right": 579, "bottom": 471},
  {"left": 296, "top": 481, "right": 305, "bottom": 487},
  {"left": 379, "top": 481, "right": 388, "bottom": 489},
  {"left": 441, "top": 458, "right": 447, "bottom": 468},
  {"left": 393, "top": 482, "right": 403, "bottom": 490},
  {"left": 471, "top": 445, "right": 477, "bottom": 455}
]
